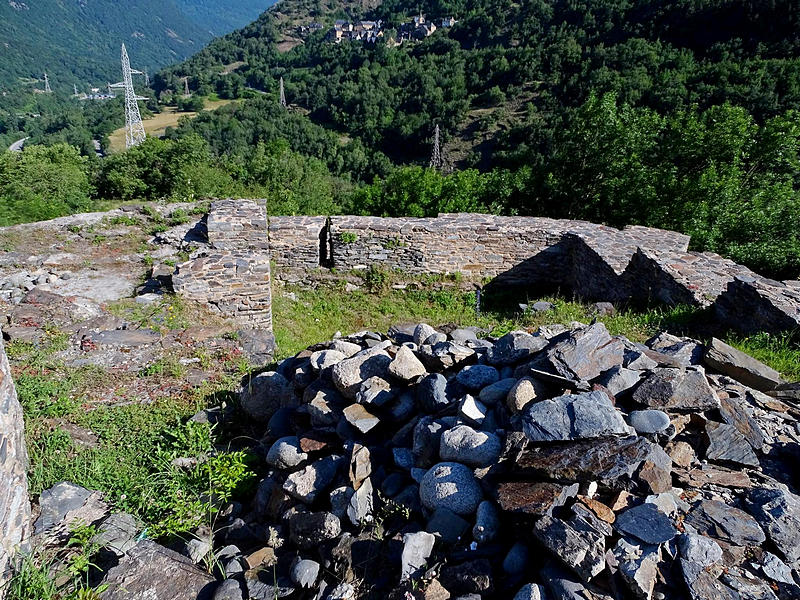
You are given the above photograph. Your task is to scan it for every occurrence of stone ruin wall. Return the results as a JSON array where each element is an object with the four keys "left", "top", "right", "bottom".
[
  {"left": 173, "top": 200, "right": 800, "bottom": 336},
  {"left": 0, "top": 338, "right": 30, "bottom": 597},
  {"left": 173, "top": 199, "right": 272, "bottom": 330}
]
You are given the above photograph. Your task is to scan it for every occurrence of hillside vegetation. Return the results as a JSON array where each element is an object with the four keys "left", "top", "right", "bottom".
[
  {"left": 0, "top": 0, "right": 278, "bottom": 91},
  {"left": 2, "top": 0, "right": 800, "bottom": 280}
]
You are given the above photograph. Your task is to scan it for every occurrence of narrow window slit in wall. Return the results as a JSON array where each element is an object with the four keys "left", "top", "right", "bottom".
[{"left": 319, "top": 217, "right": 334, "bottom": 268}]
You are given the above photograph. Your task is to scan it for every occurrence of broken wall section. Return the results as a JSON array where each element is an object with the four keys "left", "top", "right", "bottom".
[{"left": 173, "top": 199, "right": 273, "bottom": 332}]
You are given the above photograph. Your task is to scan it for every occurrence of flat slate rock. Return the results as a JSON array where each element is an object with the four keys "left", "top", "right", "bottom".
[
  {"left": 87, "top": 328, "right": 160, "bottom": 347},
  {"left": 515, "top": 436, "right": 653, "bottom": 484},
  {"left": 546, "top": 323, "right": 624, "bottom": 382},
  {"left": 615, "top": 503, "right": 677, "bottom": 545},
  {"left": 632, "top": 367, "right": 718, "bottom": 411},
  {"left": 684, "top": 499, "right": 766, "bottom": 546},
  {"left": 522, "top": 390, "right": 633, "bottom": 442},
  {"left": 705, "top": 420, "right": 760, "bottom": 467},
  {"left": 718, "top": 395, "right": 765, "bottom": 451},
  {"left": 495, "top": 481, "right": 579, "bottom": 516},
  {"left": 745, "top": 487, "right": 800, "bottom": 564},
  {"left": 533, "top": 513, "right": 606, "bottom": 582},
  {"left": 704, "top": 337, "right": 783, "bottom": 392},
  {"left": 101, "top": 540, "right": 216, "bottom": 599}
]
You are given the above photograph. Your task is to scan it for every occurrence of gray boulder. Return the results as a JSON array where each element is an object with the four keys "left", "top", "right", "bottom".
[
  {"left": 419, "top": 462, "right": 483, "bottom": 515},
  {"left": 473, "top": 500, "right": 500, "bottom": 543},
  {"left": 614, "top": 537, "right": 660, "bottom": 600},
  {"left": 266, "top": 437, "right": 308, "bottom": 470},
  {"left": 685, "top": 499, "right": 765, "bottom": 546},
  {"left": 678, "top": 533, "right": 723, "bottom": 567},
  {"left": 356, "top": 376, "right": 395, "bottom": 407},
  {"left": 599, "top": 366, "right": 642, "bottom": 397},
  {"left": 240, "top": 371, "right": 292, "bottom": 422},
  {"left": 288, "top": 511, "right": 341, "bottom": 549},
  {"left": 629, "top": 410, "right": 671, "bottom": 435},
  {"left": 417, "top": 373, "right": 450, "bottom": 412},
  {"left": 486, "top": 330, "right": 548, "bottom": 366},
  {"left": 283, "top": 455, "right": 342, "bottom": 503},
  {"left": 413, "top": 323, "right": 437, "bottom": 345},
  {"left": 478, "top": 378, "right": 517, "bottom": 405},
  {"left": 310, "top": 349, "right": 346, "bottom": 371},
  {"left": 290, "top": 559, "right": 320, "bottom": 589},
  {"left": 532, "top": 509, "right": 608, "bottom": 582},
  {"left": 440, "top": 425, "right": 502, "bottom": 467},
  {"left": 512, "top": 583, "right": 546, "bottom": 600},
  {"left": 331, "top": 347, "right": 392, "bottom": 399},
  {"left": 455, "top": 364, "right": 500, "bottom": 390},
  {"left": 388, "top": 345, "right": 426, "bottom": 381},
  {"left": 704, "top": 421, "right": 760, "bottom": 467}
]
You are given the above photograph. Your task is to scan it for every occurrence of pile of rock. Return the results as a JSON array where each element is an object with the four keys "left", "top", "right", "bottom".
[
  {"left": 207, "top": 321, "right": 800, "bottom": 599},
  {"left": 37, "top": 320, "right": 800, "bottom": 599},
  {"left": 0, "top": 268, "right": 69, "bottom": 303}
]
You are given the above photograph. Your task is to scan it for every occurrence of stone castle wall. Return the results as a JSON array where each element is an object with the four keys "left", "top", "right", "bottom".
[
  {"left": 173, "top": 200, "right": 273, "bottom": 330},
  {"left": 173, "top": 200, "right": 800, "bottom": 336},
  {"left": 0, "top": 338, "right": 30, "bottom": 596}
]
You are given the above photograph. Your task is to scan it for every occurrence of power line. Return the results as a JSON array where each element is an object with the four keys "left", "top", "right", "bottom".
[{"left": 279, "top": 76, "right": 287, "bottom": 108}]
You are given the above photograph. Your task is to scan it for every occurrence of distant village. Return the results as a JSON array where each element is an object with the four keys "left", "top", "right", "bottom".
[{"left": 297, "top": 14, "right": 457, "bottom": 46}]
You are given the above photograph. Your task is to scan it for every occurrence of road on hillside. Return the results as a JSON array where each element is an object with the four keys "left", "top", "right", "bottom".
[{"left": 7, "top": 137, "right": 29, "bottom": 152}]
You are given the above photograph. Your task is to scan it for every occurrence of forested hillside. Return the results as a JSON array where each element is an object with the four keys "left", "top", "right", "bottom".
[
  {"left": 0, "top": 0, "right": 278, "bottom": 91},
  {"left": 3, "top": 0, "right": 800, "bottom": 281}
]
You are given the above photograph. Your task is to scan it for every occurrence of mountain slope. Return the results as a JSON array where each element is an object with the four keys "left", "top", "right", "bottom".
[
  {"left": 174, "top": 0, "right": 279, "bottom": 37},
  {"left": 157, "top": 0, "right": 800, "bottom": 168},
  {"left": 0, "top": 0, "right": 279, "bottom": 91}
]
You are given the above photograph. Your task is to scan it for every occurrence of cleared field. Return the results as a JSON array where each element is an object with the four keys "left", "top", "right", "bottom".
[{"left": 107, "top": 98, "right": 235, "bottom": 153}]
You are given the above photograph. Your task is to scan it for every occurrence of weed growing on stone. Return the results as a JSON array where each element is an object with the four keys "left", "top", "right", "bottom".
[{"left": 5, "top": 521, "right": 109, "bottom": 600}]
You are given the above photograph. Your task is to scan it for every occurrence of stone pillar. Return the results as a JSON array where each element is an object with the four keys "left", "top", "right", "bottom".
[{"left": 0, "top": 337, "right": 30, "bottom": 596}]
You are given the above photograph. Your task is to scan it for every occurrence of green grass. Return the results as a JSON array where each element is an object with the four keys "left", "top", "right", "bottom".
[
  {"left": 271, "top": 283, "right": 699, "bottom": 359},
  {"left": 728, "top": 332, "right": 800, "bottom": 381}
]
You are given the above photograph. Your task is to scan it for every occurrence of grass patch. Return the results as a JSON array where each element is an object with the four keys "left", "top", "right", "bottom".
[
  {"left": 107, "top": 294, "right": 228, "bottom": 332},
  {"left": 271, "top": 283, "right": 700, "bottom": 359},
  {"left": 728, "top": 331, "right": 800, "bottom": 381}
]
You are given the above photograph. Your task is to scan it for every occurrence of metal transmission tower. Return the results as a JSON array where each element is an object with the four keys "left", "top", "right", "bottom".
[
  {"left": 279, "top": 77, "right": 287, "bottom": 108},
  {"left": 184, "top": 77, "right": 190, "bottom": 96},
  {"left": 73, "top": 84, "right": 78, "bottom": 96},
  {"left": 429, "top": 124, "right": 442, "bottom": 170},
  {"left": 119, "top": 44, "right": 147, "bottom": 148},
  {"left": 43, "top": 73, "right": 51, "bottom": 93}
]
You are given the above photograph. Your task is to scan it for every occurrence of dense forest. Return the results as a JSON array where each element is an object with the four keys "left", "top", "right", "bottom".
[
  {"left": 0, "top": 0, "right": 278, "bottom": 91},
  {"left": 3, "top": 0, "right": 800, "bottom": 280}
]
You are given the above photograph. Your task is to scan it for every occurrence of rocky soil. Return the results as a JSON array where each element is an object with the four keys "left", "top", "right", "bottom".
[{"left": 33, "top": 319, "right": 800, "bottom": 600}]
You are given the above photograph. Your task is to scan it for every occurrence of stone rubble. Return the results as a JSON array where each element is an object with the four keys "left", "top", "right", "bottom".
[{"left": 25, "top": 319, "right": 800, "bottom": 599}]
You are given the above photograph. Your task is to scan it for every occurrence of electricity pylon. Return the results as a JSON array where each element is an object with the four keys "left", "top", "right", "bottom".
[
  {"left": 279, "top": 76, "right": 287, "bottom": 108},
  {"left": 118, "top": 44, "right": 146, "bottom": 148},
  {"left": 73, "top": 84, "right": 78, "bottom": 96},
  {"left": 429, "top": 124, "right": 442, "bottom": 170},
  {"left": 43, "top": 73, "right": 51, "bottom": 93},
  {"left": 184, "top": 77, "right": 190, "bottom": 96}
]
